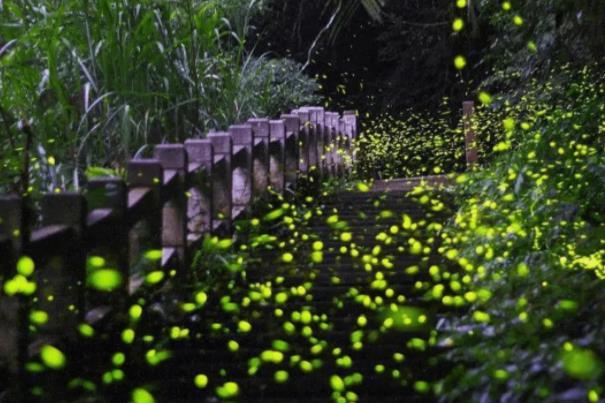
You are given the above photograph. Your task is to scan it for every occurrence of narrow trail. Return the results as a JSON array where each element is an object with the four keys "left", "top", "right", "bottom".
[{"left": 137, "top": 179, "right": 457, "bottom": 402}]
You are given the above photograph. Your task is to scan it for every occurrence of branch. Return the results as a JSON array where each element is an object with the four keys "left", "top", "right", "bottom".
[
  {"left": 301, "top": 0, "right": 342, "bottom": 72},
  {"left": 397, "top": 20, "right": 449, "bottom": 28},
  {"left": 0, "top": 105, "right": 17, "bottom": 151}
]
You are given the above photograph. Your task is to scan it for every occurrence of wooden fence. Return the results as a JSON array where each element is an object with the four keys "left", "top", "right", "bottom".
[
  {"left": 0, "top": 106, "right": 358, "bottom": 385},
  {"left": 0, "top": 100, "right": 477, "bottom": 392}
]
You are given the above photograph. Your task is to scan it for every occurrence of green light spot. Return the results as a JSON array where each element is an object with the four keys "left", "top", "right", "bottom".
[
  {"left": 300, "top": 360, "right": 313, "bottom": 373},
  {"left": 274, "top": 370, "right": 289, "bottom": 383},
  {"left": 264, "top": 208, "right": 284, "bottom": 221},
  {"left": 330, "top": 375, "right": 345, "bottom": 391},
  {"left": 195, "top": 291, "right": 208, "bottom": 306},
  {"left": 112, "top": 369, "right": 124, "bottom": 381},
  {"left": 17, "top": 256, "right": 35, "bottom": 277},
  {"left": 454, "top": 55, "right": 467, "bottom": 70},
  {"left": 452, "top": 18, "right": 464, "bottom": 32},
  {"left": 472, "top": 311, "right": 490, "bottom": 323},
  {"left": 414, "top": 380, "right": 430, "bottom": 393},
  {"left": 145, "top": 271, "right": 165, "bottom": 285},
  {"left": 517, "top": 262, "right": 529, "bottom": 277},
  {"left": 129, "top": 305, "right": 143, "bottom": 321},
  {"left": 194, "top": 374, "right": 208, "bottom": 389},
  {"left": 261, "top": 350, "right": 284, "bottom": 364},
  {"left": 340, "top": 232, "right": 352, "bottom": 242},
  {"left": 112, "top": 352, "right": 126, "bottom": 367},
  {"left": 122, "top": 328, "right": 135, "bottom": 344},
  {"left": 87, "top": 256, "right": 106, "bottom": 269},
  {"left": 356, "top": 182, "right": 370, "bottom": 192},
  {"left": 40, "top": 344, "right": 66, "bottom": 369},
  {"left": 78, "top": 323, "right": 95, "bottom": 337},
  {"left": 132, "top": 387, "right": 155, "bottom": 403},
  {"left": 238, "top": 320, "right": 252, "bottom": 333},
  {"left": 216, "top": 382, "right": 239, "bottom": 399},
  {"left": 144, "top": 250, "right": 162, "bottom": 261},
  {"left": 88, "top": 269, "right": 123, "bottom": 292},
  {"left": 228, "top": 340, "right": 239, "bottom": 352},
  {"left": 503, "top": 117, "right": 516, "bottom": 131},
  {"left": 275, "top": 292, "right": 288, "bottom": 304},
  {"left": 561, "top": 348, "right": 602, "bottom": 380},
  {"left": 478, "top": 91, "right": 492, "bottom": 105},
  {"left": 493, "top": 369, "right": 509, "bottom": 381},
  {"left": 29, "top": 310, "right": 48, "bottom": 325}
]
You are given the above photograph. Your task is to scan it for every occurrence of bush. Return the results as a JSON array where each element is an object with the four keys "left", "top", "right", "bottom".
[{"left": 435, "top": 66, "right": 605, "bottom": 401}]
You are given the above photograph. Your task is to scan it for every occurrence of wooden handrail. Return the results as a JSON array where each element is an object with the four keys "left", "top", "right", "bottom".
[{"left": 0, "top": 106, "right": 356, "bottom": 387}]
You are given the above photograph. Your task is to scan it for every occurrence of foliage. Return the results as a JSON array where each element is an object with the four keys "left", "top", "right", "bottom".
[
  {"left": 238, "top": 56, "right": 322, "bottom": 119},
  {"left": 432, "top": 66, "right": 605, "bottom": 400},
  {"left": 355, "top": 101, "right": 466, "bottom": 179},
  {"left": 475, "top": 0, "right": 605, "bottom": 90},
  {"left": 0, "top": 0, "right": 320, "bottom": 193}
]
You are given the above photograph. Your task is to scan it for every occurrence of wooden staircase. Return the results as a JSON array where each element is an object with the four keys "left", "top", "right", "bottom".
[{"left": 135, "top": 181, "right": 454, "bottom": 402}]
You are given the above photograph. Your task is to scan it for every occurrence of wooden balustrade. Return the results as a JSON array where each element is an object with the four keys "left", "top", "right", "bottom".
[
  {"left": 463, "top": 101, "right": 477, "bottom": 168},
  {"left": 0, "top": 107, "right": 357, "bottom": 387}
]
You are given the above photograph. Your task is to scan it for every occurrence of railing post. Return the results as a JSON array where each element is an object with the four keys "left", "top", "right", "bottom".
[
  {"left": 86, "top": 177, "right": 129, "bottom": 303},
  {"left": 0, "top": 196, "right": 25, "bottom": 397},
  {"left": 126, "top": 160, "right": 163, "bottom": 272},
  {"left": 294, "top": 110, "right": 311, "bottom": 175},
  {"left": 28, "top": 193, "right": 87, "bottom": 336},
  {"left": 207, "top": 132, "right": 233, "bottom": 234},
  {"left": 343, "top": 110, "right": 358, "bottom": 138},
  {"left": 463, "top": 101, "right": 478, "bottom": 168},
  {"left": 343, "top": 111, "right": 358, "bottom": 173},
  {"left": 282, "top": 114, "right": 300, "bottom": 190},
  {"left": 229, "top": 125, "right": 253, "bottom": 221},
  {"left": 154, "top": 145, "right": 188, "bottom": 272},
  {"left": 185, "top": 139, "right": 214, "bottom": 246},
  {"left": 269, "top": 120, "right": 286, "bottom": 192},
  {"left": 248, "top": 118, "right": 271, "bottom": 198},
  {"left": 301, "top": 108, "right": 321, "bottom": 175},
  {"left": 324, "top": 112, "right": 339, "bottom": 177},
  {"left": 338, "top": 117, "right": 348, "bottom": 175}
]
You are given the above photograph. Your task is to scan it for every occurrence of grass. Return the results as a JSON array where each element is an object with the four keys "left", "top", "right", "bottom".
[{"left": 0, "top": 0, "right": 320, "bottom": 194}]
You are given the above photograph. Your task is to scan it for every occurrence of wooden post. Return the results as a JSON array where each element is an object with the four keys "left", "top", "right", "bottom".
[
  {"left": 324, "top": 112, "right": 339, "bottom": 177},
  {"left": 207, "top": 132, "right": 233, "bottom": 234},
  {"left": 29, "top": 193, "right": 87, "bottom": 336},
  {"left": 185, "top": 139, "right": 213, "bottom": 246},
  {"left": 126, "top": 160, "right": 163, "bottom": 273},
  {"left": 299, "top": 109, "right": 319, "bottom": 174},
  {"left": 305, "top": 107, "right": 326, "bottom": 177},
  {"left": 463, "top": 101, "right": 478, "bottom": 168},
  {"left": 269, "top": 120, "right": 286, "bottom": 193},
  {"left": 343, "top": 111, "right": 357, "bottom": 174},
  {"left": 229, "top": 125, "right": 253, "bottom": 221},
  {"left": 154, "top": 144, "right": 188, "bottom": 272},
  {"left": 343, "top": 111, "right": 358, "bottom": 138},
  {"left": 294, "top": 110, "right": 311, "bottom": 175},
  {"left": 86, "top": 177, "right": 129, "bottom": 304},
  {"left": 248, "top": 118, "right": 270, "bottom": 198},
  {"left": 282, "top": 114, "right": 300, "bottom": 190},
  {"left": 338, "top": 118, "right": 348, "bottom": 175}
]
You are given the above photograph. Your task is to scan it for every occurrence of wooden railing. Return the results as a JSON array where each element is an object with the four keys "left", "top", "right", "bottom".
[{"left": 0, "top": 106, "right": 358, "bottom": 380}]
